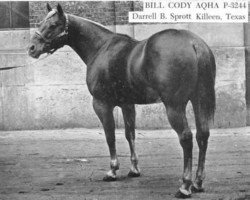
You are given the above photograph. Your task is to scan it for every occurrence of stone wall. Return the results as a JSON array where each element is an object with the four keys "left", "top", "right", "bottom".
[{"left": 0, "top": 1, "right": 247, "bottom": 130}]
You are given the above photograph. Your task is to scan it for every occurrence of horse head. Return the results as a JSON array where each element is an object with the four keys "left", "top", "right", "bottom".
[{"left": 28, "top": 3, "right": 68, "bottom": 58}]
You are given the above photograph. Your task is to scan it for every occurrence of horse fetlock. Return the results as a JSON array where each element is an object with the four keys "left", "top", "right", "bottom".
[
  {"left": 183, "top": 179, "right": 192, "bottom": 190},
  {"left": 110, "top": 160, "right": 119, "bottom": 171},
  {"left": 182, "top": 179, "right": 193, "bottom": 189},
  {"left": 132, "top": 160, "right": 140, "bottom": 170},
  {"left": 107, "top": 170, "right": 116, "bottom": 177},
  {"left": 191, "top": 181, "right": 205, "bottom": 193},
  {"left": 131, "top": 156, "right": 139, "bottom": 165},
  {"left": 104, "top": 161, "right": 120, "bottom": 181},
  {"left": 194, "top": 177, "right": 203, "bottom": 188}
]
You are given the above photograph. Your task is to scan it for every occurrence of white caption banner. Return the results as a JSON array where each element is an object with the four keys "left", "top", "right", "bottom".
[{"left": 129, "top": 0, "right": 248, "bottom": 23}]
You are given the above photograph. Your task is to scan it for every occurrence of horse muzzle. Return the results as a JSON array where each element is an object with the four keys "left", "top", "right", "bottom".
[{"left": 28, "top": 43, "right": 43, "bottom": 59}]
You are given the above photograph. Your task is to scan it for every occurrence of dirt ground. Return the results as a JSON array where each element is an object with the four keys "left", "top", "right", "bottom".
[{"left": 0, "top": 127, "right": 250, "bottom": 200}]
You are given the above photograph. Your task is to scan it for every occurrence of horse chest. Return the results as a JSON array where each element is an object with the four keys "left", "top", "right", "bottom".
[{"left": 86, "top": 68, "right": 109, "bottom": 98}]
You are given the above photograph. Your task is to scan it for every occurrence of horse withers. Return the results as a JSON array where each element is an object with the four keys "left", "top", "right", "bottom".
[{"left": 28, "top": 4, "right": 216, "bottom": 198}]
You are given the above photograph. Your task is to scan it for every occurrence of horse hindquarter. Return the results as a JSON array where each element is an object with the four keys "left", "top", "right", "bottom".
[
  {"left": 144, "top": 30, "right": 199, "bottom": 104},
  {"left": 141, "top": 29, "right": 216, "bottom": 197}
]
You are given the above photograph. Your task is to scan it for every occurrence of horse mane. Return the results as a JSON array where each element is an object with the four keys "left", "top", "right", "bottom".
[
  {"left": 80, "top": 16, "right": 137, "bottom": 41},
  {"left": 68, "top": 14, "right": 137, "bottom": 42},
  {"left": 81, "top": 17, "right": 108, "bottom": 29}
]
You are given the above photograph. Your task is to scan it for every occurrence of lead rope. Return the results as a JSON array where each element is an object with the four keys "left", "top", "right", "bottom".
[{"left": 0, "top": 53, "right": 53, "bottom": 71}]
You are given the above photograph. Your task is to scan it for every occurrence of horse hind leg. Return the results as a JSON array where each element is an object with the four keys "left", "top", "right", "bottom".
[
  {"left": 164, "top": 102, "right": 193, "bottom": 198},
  {"left": 191, "top": 97, "right": 210, "bottom": 192},
  {"left": 121, "top": 104, "right": 140, "bottom": 177}
]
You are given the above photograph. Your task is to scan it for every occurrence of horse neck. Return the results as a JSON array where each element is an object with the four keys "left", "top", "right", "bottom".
[{"left": 67, "top": 14, "right": 113, "bottom": 65}]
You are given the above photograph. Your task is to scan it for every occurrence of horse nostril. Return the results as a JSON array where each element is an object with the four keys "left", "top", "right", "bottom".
[{"left": 30, "top": 45, "right": 35, "bottom": 52}]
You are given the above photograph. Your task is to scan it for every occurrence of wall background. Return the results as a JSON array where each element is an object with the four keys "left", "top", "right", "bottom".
[{"left": 0, "top": 1, "right": 248, "bottom": 130}]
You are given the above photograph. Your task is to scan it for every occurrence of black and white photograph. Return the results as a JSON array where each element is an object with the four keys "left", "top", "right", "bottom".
[{"left": 0, "top": 0, "right": 249, "bottom": 199}]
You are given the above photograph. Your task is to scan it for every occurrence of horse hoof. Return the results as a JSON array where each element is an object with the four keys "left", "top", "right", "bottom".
[
  {"left": 103, "top": 175, "right": 117, "bottom": 182},
  {"left": 128, "top": 170, "right": 140, "bottom": 178},
  {"left": 175, "top": 190, "right": 191, "bottom": 199},
  {"left": 191, "top": 185, "right": 205, "bottom": 193}
]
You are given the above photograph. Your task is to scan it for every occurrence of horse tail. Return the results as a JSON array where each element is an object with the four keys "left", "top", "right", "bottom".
[{"left": 192, "top": 43, "right": 216, "bottom": 123}]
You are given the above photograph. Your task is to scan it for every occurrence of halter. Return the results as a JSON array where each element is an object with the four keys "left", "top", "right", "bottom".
[{"left": 35, "top": 13, "right": 69, "bottom": 54}]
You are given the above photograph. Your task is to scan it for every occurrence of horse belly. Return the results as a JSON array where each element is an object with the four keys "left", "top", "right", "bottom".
[{"left": 118, "top": 86, "right": 161, "bottom": 105}]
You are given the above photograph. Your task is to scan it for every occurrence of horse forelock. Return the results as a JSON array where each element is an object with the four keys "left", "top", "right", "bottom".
[
  {"left": 45, "top": 9, "right": 57, "bottom": 21},
  {"left": 38, "top": 10, "right": 57, "bottom": 27}
]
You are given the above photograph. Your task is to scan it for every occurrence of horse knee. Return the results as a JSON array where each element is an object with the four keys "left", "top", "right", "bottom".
[
  {"left": 196, "top": 131, "right": 210, "bottom": 142},
  {"left": 179, "top": 130, "right": 193, "bottom": 147}
]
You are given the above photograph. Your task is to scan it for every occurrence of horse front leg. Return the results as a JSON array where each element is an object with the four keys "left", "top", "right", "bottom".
[
  {"left": 121, "top": 104, "right": 140, "bottom": 177},
  {"left": 93, "top": 98, "right": 119, "bottom": 181}
]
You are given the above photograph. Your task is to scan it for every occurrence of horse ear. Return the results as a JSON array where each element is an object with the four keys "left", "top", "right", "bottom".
[
  {"left": 46, "top": 3, "right": 52, "bottom": 12},
  {"left": 57, "top": 3, "right": 64, "bottom": 16}
]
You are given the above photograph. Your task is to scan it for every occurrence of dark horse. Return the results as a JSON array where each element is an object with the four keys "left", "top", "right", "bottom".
[{"left": 28, "top": 4, "right": 216, "bottom": 198}]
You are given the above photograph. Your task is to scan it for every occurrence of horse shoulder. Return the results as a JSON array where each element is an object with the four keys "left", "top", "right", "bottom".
[{"left": 86, "top": 35, "right": 136, "bottom": 101}]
